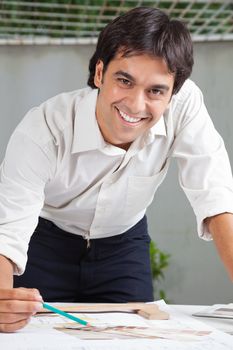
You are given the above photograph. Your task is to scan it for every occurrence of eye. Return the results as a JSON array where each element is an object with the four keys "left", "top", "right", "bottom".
[
  {"left": 117, "top": 78, "right": 132, "bottom": 87},
  {"left": 150, "top": 88, "right": 163, "bottom": 96}
]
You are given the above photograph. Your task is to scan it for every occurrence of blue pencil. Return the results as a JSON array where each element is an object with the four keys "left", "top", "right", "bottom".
[{"left": 43, "top": 302, "right": 89, "bottom": 326}]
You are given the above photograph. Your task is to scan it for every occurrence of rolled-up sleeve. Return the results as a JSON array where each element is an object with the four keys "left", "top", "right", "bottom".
[
  {"left": 172, "top": 83, "right": 233, "bottom": 240},
  {"left": 0, "top": 129, "right": 55, "bottom": 275}
]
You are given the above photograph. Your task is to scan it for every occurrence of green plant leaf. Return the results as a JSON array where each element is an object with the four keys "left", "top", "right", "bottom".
[{"left": 150, "top": 240, "right": 170, "bottom": 301}]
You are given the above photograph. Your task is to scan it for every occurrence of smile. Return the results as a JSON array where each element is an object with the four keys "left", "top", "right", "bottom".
[{"left": 117, "top": 108, "right": 143, "bottom": 124}]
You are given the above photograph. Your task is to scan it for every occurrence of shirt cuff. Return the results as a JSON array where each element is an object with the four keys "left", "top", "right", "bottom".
[
  {"left": 197, "top": 205, "right": 233, "bottom": 241},
  {"left": 181, "top": 185, "right": 233, "bottom": 240}
]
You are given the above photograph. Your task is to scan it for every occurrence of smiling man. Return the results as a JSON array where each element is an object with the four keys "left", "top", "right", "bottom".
[
  {"left": 0, "top": 7, "right": 233, "bottom": 333},
  {"left": 94, "top": 54, "right": 174, "bottom": 149}
]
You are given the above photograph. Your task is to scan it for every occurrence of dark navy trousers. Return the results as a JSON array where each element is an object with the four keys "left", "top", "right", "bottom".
[{"left": 14, "top": 216, "right": 153, "bottom": 302}]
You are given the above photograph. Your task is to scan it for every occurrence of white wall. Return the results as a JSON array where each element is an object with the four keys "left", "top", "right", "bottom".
[{"left": 0, "top": 42, "right": 232, "bottom": 304}]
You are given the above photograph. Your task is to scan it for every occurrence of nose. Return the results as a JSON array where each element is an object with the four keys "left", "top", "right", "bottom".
[{"left": 126, "top": 88, "right": 147, "bottom": 115}]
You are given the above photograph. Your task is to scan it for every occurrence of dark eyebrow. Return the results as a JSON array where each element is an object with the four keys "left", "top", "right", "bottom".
[
  {"left": 114, "top": 70, "right": 135, "bottom": 82},
  {"left": 114, "top": 71, "right": 170, "bottom": 91},
  {"left": 150, "top": 84, "right": 170, "bottom": 91}
]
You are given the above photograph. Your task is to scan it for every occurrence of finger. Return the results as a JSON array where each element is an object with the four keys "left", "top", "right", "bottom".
[
  {"left": 0, "top": 312, "right": 33, "bottom": 324},
  {"left": 0, "top": 288, "right": 43, "bottom": 302},
  {"left": 0, "top": 318, "right": 30, "bottom": 333},
  {"left": 0, "top": 300, "right": 43, "bottom": 313},
  {"left": 18, "top": 287, "right": 41, "bottom": 294}
]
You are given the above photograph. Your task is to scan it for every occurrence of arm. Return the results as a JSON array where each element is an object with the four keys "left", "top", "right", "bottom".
[
  {"left": 205, "top": 213, "right": 233, "bottom": 281},
  {"left": 173, "top": 82, "right": 233, "bottom": 267},
  {"left": 0, "top": 110, "right": 55, "bottom": 332},
  {"left": 0, "top": 121, "right": 56, "bottom": 275},
  {"left": 0, "top": 255, "right": 43, "bottom": 333},
  {"left": 0, "top": 254, "right": 14, "bottom": 288}
]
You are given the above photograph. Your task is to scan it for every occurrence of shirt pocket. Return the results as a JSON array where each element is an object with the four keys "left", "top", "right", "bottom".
[{"left": 125, "top": 162, "right": 169, "bottom": 217}]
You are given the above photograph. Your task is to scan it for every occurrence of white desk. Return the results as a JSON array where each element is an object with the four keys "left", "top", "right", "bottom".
[
  {"left": 0, "top": 303, "right": 232, "bottom": 349},
  {"left": 171, "top": 304, "right": 233, "bottom": 335}
]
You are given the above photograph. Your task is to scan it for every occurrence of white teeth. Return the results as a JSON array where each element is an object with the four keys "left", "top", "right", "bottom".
[{"left": 118, "top": 109, "right": 141, "bottom": 123}]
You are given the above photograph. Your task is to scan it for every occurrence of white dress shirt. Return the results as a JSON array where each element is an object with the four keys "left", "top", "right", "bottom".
[{"left": 1, "top": 79, "right": 233, "bottom": 274}]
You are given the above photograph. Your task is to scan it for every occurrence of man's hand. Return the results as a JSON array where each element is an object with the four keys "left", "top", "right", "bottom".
[
  {"left": 205, "top": 212, "right": 233, "bottom": 281},
  {"left": 0, "top": 287, "right": 43, "bottom": 332},
  {"left": 0, "top": 255, "right": 43, "bottom": 332}
]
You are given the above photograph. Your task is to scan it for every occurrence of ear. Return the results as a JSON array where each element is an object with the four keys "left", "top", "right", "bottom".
[{"left": 94, "top": 60, "right": 104, "bottom": 88}]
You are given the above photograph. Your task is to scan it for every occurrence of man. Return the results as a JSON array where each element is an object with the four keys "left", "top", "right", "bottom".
[{"left": 0, "top": 7, "right": 233, "bottom": 333}]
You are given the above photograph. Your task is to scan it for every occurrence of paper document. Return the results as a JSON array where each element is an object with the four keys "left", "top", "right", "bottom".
[
  {"left": 0, "top": 300, "right": 232, "bottom": 349},
  {"left": 0, "top": 327, "right": 82, "bottom": 350},
  {"left": 193, "top": 303, "right": 233, "bottom": 319}
]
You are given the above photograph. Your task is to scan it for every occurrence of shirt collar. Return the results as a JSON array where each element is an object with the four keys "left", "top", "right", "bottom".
[
  {"left": 142, "top": 114, "right": 167, "bottom": 147},
  {"left": 71, "top": 88, "right": 106, "bottom": 154},
  {"left": 151, "top": 114, "right": 167, "bottom": 136}
]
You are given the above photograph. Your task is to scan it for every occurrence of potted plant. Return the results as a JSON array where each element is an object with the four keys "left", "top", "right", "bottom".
[{"left": 150, "top": 240, "right": 170, "bottom": 301}]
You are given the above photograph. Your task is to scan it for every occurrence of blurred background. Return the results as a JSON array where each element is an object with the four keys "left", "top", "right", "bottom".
[{"left": 0, "top": 0, "right": 232, "bottom": 304}]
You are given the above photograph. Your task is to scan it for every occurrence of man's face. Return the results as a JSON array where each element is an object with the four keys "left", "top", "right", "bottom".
[{"left": 94, "top": 53, "right": 174, "bottom": 150}]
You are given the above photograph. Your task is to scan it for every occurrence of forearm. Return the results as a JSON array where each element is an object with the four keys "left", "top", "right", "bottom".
[
  {"left": 0, "top": 255, "right": 14, "bottom": 288},
  {"left": 205, "top": 213, "right": 233, "bottom": 281}
]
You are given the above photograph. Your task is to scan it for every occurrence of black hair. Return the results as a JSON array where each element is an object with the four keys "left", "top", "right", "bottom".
[{"left": 87, "top": 7, "right": 193, "bottom": 94}]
